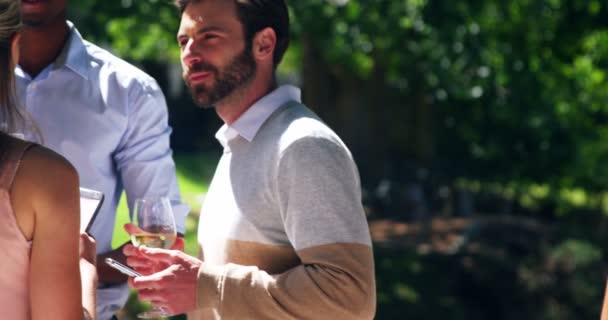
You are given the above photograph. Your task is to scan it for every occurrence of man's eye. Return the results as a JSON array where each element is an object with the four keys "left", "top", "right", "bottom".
[
  {"left": 204, "top": 34, "right": 218, "bottom": 40},
  {"left": 178, "top": 39, "right": 188, "bottom": 48}
]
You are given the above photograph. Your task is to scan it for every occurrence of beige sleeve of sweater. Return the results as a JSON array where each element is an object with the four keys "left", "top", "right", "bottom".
[{"left": 195, "top": 242, "right": 376, "bottom": 320}]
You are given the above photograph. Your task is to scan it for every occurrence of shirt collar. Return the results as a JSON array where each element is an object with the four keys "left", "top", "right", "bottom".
[
  {"left": 51, "top": 21, "right": 90, "bottom": 80},
  {"left": 215, "top": 85, "right": 301, "bottom": 148}
]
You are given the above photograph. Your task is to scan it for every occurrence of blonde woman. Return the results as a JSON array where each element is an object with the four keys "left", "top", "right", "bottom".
[{"left": 0, "top": 0, "right": 96, "bottom": 319}]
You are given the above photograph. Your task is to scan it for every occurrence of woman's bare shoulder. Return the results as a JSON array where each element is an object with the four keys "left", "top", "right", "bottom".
[
  {"left": 21, "top": 145, "right": 78, "bottom": 183},
  {"left": 9, "top": 144, "right": 79, "bottom": 239},
  {"left": 14, "top": 145, "right": 79, "bottom": 209}
]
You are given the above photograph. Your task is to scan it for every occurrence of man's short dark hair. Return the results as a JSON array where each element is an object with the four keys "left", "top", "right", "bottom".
[{"left": 175, "top": 0, "right": 290, "bottom": 68}]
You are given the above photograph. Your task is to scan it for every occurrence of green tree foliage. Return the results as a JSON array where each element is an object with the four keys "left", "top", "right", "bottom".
[
  {"left": 69, "top": 0, "right": 181, "bottom": 61},
  {"left": 292, "top": 0, "right": 608, "bottom": 189}
]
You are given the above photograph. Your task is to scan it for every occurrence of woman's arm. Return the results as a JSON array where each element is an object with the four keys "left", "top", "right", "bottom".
[{"left": 13, "top": 146, "right": 93, "bottom": 320}]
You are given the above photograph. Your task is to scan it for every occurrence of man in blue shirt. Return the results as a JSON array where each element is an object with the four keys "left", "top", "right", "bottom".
[{"left": 15, "top": 1, "right": 189, "bottom": 319}]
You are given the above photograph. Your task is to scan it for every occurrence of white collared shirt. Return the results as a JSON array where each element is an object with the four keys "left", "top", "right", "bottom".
[{"left": 215, "top": 85, "right": 302, "bottom": 148}]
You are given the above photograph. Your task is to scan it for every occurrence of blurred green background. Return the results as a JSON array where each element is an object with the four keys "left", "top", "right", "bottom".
[{"left": 65, "top": 0, "right": 608, "bottom": 319}]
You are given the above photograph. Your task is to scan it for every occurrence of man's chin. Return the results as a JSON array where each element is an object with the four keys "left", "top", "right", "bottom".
[
  {"left": 193, "top": 95, "right": 215, "bottom": 110},
  {"left": 189, "top": 87, "right": 216, "bottom": 109},
  {"left": 197, "top": 102, "right": 215, "bottom": 110}
]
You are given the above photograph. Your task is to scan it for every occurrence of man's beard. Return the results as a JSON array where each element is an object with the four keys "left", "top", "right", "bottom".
[{"left": 185, "top": 47, "right": 256, "bottom": 109}]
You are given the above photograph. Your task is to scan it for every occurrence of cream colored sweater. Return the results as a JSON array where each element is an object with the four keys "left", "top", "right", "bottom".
[{"left": 192, "top": 101, "right": 376, "bottom": 320}]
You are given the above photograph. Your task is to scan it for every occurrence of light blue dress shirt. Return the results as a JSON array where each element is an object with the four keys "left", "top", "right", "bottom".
[{"left": 14, "top": 23, "right": 189, "bottom": 320}]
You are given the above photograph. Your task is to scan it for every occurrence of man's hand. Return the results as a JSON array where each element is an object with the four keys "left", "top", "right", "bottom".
[
  {"left": 97, "top": 225, "right": 184, "bottom": 283},
  {"left": 123, "top": 223, "right": 185, "bottom": 275},
  {"left": 124, "top": 245, "right": 202, "bottom": 315}
]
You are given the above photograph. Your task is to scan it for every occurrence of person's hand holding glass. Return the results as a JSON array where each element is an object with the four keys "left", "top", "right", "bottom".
[{"left": 125, "top": 196, "right": 179, "bottom": 319}]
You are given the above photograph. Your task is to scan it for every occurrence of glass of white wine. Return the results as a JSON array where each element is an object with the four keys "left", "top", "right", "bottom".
[{"left": 131, "top": 196, "right": 177, "bottom": 319}]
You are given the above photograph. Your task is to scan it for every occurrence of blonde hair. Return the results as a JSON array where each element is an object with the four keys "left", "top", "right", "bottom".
[{"left": 0, "top": 0, "right": 24, "bottom": 134}]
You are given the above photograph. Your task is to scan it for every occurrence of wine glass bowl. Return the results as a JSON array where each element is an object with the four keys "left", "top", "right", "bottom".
[{"left": 131, "top": 197, "right": 177, "bottom": 249}]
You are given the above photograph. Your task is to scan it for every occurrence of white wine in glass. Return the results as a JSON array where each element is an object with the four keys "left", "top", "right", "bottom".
[
  {"left": 131, "top": 196, "right": 177, "bottom": 319},
  {"left": 131, "top": 225, "right": 177, "bottom": 249}
]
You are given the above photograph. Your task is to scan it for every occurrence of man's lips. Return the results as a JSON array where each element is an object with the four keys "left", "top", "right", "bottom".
[{"left": 188, "top": 71, "right": 212, "bottom": 84}]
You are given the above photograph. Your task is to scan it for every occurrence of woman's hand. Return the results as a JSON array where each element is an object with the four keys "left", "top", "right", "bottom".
[
  {"left": 79, "top": 233, "right": 97, "bottom": 264},
  {"left": 79, "top": 233, "right": 97, "bottom": 280},
  {"left": 79, "top": 233, "right": 97, "bottom": 319}
]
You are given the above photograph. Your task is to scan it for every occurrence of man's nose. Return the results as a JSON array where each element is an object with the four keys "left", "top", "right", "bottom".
[{"left": 182, "top": 39, "right": 202, "bottom": 66}]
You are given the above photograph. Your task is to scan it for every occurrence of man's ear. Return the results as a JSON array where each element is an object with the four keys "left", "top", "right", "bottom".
[
  {"left": 252, "top": 27, "right": 276, "bottom": 62},
  {"left": 10, "top": 33, "right": 20, "bottom": 65}
]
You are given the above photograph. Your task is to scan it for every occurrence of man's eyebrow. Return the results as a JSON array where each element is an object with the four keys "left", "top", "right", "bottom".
[
  {"left": 177, "top": 26, "right": 225, "bottom": 40},
  {"left": 195, "top": 26, "right": 225, "bottom": 34}
]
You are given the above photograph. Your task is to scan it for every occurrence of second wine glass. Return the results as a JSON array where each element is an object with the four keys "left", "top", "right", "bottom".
[
  {"left": 131, "top": 197, "right": 177, "bottom": 249},
  {"left": 131, "top": 196, "right": 177, "bottom": 319}
]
